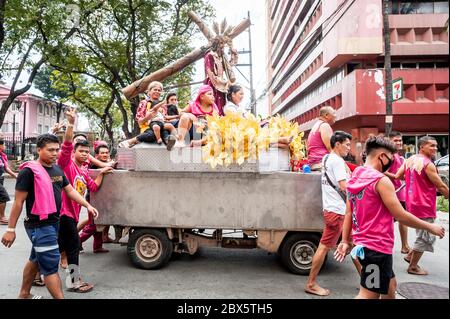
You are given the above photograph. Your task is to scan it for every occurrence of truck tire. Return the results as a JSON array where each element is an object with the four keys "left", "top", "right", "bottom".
[
  {"left": 280, "top": 233, "right": 322, "bottom": 275},
  {"left": 127, "top": 229, "right": 173, "bottom": 270}
]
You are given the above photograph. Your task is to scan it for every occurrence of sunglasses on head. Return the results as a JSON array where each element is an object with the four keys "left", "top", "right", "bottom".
[{"left": 0, "top": 140, "right": 4, "bottom": 145}]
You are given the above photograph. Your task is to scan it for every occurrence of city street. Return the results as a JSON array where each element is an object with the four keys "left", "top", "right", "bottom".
[{"left": 0, "top": 177, "right": 448, "bottom": 299}]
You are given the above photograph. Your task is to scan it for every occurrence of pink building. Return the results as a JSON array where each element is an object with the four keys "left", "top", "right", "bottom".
[
  {"left": 0, "top": 84, "right": 74, "bottom": 138},
  {"left": 267, "top": 0, "right": 449, "bottom": 159}
]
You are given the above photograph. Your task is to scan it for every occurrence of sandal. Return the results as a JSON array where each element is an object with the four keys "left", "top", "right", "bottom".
[
  {"left": 94, "top": 248, "right": 109, "bottom": 254},
  {"left": 68, "top": 282, "right": 94, "bottom": 293},
  {"left": 0, "top": 218, "right": 8, "bottom": 225}
]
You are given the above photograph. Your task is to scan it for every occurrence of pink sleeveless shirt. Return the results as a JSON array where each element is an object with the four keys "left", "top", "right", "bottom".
[
  {"left": 405, "top": 154, "right": 437, "bottom": 219},
  {"left": 307, "top": 121, "right": 329, "bottom": 165},
  {"left": 347, "top": 166, "right": 395, "bottom": 255},
  {"left": 388, "top": 153, "right": 406, "bottom": 202}
]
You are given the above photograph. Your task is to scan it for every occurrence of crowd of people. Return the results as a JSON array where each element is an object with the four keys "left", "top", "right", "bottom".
[
  {"left": 304, "top": 107, "right": 448, "bottom": 299},
  {"left": 0, "top": 82, "right": 448, "bottom": 300}
]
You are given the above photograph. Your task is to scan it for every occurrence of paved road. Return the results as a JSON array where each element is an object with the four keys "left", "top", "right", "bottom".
[{"left": 0, "top": 177, "right": 448, "bottom": 299}]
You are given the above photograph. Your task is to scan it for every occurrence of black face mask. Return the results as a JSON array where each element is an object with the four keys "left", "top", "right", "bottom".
[{"left": 379, "top": 154, "right": 394, "bottom": 173}]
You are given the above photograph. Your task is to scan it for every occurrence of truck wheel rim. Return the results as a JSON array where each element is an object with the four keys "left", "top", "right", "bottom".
[
  {"left": 290, "top": 241, "right": 316, "bottom": 269},
  {"left": 136, "top": 235, "right": 162, "bottom": 262}
]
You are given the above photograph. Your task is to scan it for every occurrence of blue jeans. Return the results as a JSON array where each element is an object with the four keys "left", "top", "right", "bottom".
[{"left": 26, "top": 224, "right": 60, "bottom": 276}]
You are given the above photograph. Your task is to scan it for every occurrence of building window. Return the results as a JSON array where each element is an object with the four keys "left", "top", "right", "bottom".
[
  {"left": 45, "top": 105, "right": 50, "bottom": 115},
  {"left": 11, "top": 101, "right": 21, "bottom": 111},
  {"left": 52, "top": 108, "right": 56, "bottom": 117},
  {"left": 38, "top": 103, "right": 43, "bottom": 114},
  {"left": 14, "top": 123, "right": 19, "bottom": 132},
  {"left": 44, "top": 126, "right": 49, "bottom": 133},
  {"left": 38, "top": 124, "right": 43, "bottom": 134},
  {"left": 392, "top": 1, "right": 449, "bottom": 14},
  {"left": 1, "top": 124, "right": 8, "bottom": 133}
]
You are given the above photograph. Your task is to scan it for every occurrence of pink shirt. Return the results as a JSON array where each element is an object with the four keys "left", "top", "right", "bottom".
[
  {"left": 307, "top": 121, "right": 329, "bottom": 166},
  {"left": 0, "top": 151, "right": 9, "bottom": 171},
  {"left": 347, "top": 166, "right": 395, "bottom": 255},
  {"left": 388, "top": 153, "right": 406, "bottom": 202},
  {"left": 405, "top": 154, "right": 437, "bottom": 219},
  {"left": 58, "top": 141, "right": 98, "bottom": 222},
  {"left": 189, "top": 102, "right": 219, "bottom": 118}
]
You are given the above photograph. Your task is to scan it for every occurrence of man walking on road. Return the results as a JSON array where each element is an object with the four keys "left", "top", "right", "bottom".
[
  {"left": 396, "top": 136, "right": 449, "bottom": 275},
  {"left": 1, "top": 134, "right": 100, "bottom": 299},
  {"left": 305, "top": 131, "right": 353, "bottom": 296},
  {"left": 384, "top": 131, "right": 410, "bottom": 255}
]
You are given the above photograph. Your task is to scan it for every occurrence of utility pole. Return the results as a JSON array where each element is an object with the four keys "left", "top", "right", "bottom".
[
  {"left": 247, "top": 11, "right": 256, "bottom": 115},
  {"left": 383, "top": 0, "right": 393, "bottom": 136}
]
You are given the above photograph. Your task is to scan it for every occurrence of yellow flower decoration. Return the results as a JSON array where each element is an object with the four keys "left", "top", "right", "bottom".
[{"left": 201, "top": 113, "right": 305, "bottom": 168}]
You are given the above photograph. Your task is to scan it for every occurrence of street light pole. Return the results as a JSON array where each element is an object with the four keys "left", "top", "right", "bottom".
[
  {"left": 21, "top": 101, "right": 27, "bottom": 159},
  {"left": 12, "top": 113, "right": 16, "bottom": 158}
]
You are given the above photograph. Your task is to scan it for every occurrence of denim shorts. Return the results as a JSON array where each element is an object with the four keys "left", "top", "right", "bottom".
[{"left": 25, "top": 224, "right": 60, "bottom": 276}]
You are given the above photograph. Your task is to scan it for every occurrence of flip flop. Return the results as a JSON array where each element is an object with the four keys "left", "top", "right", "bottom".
[
  {"left": 401, "top": 249, "right": 411, "bottom": 254},
  {"left": 0, "top": 219, "right": 8, "bottom": 225},
  {"left": 403, "top": 257, "right": 411, "bottom": 264},
  {"left": 68, "top": 282, "right": 94, "bottom": 293}
]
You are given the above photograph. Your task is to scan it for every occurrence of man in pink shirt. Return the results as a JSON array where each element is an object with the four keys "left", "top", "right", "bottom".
[
  {"left": 1, "top": 133, "right": 100, "bottom": 299},
  {"left": 384, "top": 131, "right": 410, "bottom": 254},
  {"left": 334, "top": 136, "right": 444, "bottom": 299},
  {"left": 396, "top": 136, "right": 449, "bottom": 276},
  {"left": 57, "top": 109, "right": 113, "bottom": 293},
  {"left": 306, "top": 106, "right": 336, "bottom": 171}
]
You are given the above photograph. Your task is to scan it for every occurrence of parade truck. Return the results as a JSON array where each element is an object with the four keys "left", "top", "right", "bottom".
[{"left": 90, "top": 145, "right": 324, "bottom": 275}]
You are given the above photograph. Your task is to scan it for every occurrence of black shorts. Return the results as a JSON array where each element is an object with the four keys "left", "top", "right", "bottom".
[
  {"left": 0, "top": 178, "right": 10, "bottom": 203},
  {"left": 358, "top": 247, "right": 395, "bottom": 295},
  {"left": 149, "top": 121, "right": 164, "bottom": 131}
]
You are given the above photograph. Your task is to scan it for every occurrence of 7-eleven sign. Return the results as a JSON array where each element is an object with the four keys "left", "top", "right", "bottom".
[{"left": 392, "top": 78, "right": 404, "bottom": 102}]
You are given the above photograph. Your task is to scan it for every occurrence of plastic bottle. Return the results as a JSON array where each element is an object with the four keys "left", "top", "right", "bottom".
[{"left": 302, "top": 164, "right": 311, "bottom": 174}]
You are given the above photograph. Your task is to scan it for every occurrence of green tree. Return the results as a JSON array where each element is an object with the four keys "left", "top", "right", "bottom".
[
  {"left": 0, "top": 0, "right": 105, "bottom": 128},
  {"left": 49, "top": 0, "right": 214, "bottom": 138},
  {"left": 51, "top": 70, "right": 123, "bottom": 144},
  {"left": 34, "top": 66, "right": 71, "bottom": 123}
]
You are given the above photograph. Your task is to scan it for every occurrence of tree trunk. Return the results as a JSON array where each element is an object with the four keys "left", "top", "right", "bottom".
[
  {"left": 122, "top": 46, "right": 210, "bottom": 100},
  {"left": 0, "top": 0, "right": 6, "bottom": 52},
  {"left": 56, "top": 101, "right": 64, "bottom": 123}
]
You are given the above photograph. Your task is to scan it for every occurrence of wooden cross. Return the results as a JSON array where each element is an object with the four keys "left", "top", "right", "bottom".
[{"left": 122, "top": 11, "right": 251, "bottom": 100}]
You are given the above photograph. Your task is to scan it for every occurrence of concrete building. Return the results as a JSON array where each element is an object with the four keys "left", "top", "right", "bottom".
[{"left": 267, "top": 0, "right": 449, "bottom": 159}]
